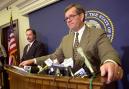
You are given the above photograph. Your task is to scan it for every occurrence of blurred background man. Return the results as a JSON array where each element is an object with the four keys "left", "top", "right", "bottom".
[{"left": 21, "top": 28, "right": 47, "bottom": 63}]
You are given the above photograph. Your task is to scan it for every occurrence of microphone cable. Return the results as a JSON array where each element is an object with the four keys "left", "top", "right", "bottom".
[
  {"left": 52, "top": 75, "right": 58, "bottom": 89},
  {"left": 89, "top": 73, "right": 96, "bottom": 89},
  {"left": 52, "top": 67, "right": 62, "bottom": 89},
  {"left": 66, "top": 76, "right": 74, "bottom": 89}
]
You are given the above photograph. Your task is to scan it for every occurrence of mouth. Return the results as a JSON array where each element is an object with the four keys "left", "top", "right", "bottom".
[
  {"left": 68, "top": 22, "right": 74, "bottom": 26},
  {"left": 69, "top": 23, "right": 75, "bottom": 28},
  {"left": 27, "top": 38, "right": 30, "bottom": 41}
]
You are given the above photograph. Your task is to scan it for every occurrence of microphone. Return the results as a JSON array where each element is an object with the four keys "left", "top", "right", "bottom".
[
  {"left": 68, "top": 66, "right": 74, "bottom": 77},
  {"left": 38, "top": 65, "right": 48, "bottom": 74},
  {"left": 61, "top": 58, "right": 74, "bottom": 76},
  {"left": 24, "top": 66, "right": 39, "bottom": 73},
  {"left": 55, "top": 67, "right": 61, "bottom": 76},
  {"left": 38, "top": 58, "right": 54, "bottom": 74},
  {"left": 77, "top": 47, "right": 94, "bottom": 74},
  {"left": 61, "top": 58, "right": 73, "bottom": 68},
  {"left": 74, "top": 68, "right": 87, "bottom": 77},
  {"left": 24, "top": 58, "right": 54, "bottom": 74},
  {"left": 39, "top": 58, "right": 60, "bottom": 74},
  {"left": 30, "top": 66, "right": 39, "bottom": 73}
]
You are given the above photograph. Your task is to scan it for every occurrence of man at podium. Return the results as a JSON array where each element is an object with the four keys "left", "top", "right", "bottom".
[{"left": 19, "top": 3, "right": 123, "bottom": 84}]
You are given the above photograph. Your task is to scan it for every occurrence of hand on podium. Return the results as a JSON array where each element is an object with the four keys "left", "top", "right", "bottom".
[
  {"left": 19, "top": 59, "right": 35, "bottom": 67},
  {"left": 100, "top": 62, "right": 123, "bottom": 84}
]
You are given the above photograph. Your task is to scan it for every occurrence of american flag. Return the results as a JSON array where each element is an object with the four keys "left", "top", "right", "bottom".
[{"left": 8, "top": 15, "right": 17, "bottom": 65}]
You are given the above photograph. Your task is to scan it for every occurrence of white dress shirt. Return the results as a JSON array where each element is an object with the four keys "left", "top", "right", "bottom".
[{"left": 73, "top": 25, "right": 85, "bottom": 45}]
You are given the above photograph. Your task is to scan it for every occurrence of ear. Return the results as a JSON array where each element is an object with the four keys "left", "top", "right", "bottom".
[{"left": 80, "top": 13, "right": 85, "bottom": 21}]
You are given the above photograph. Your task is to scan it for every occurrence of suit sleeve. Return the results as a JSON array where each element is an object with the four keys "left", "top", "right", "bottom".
[
  {"left": 21, "top": 45, "right": 27, "bottom": 62},
  {"left": 96, "top": 30, "right": 121, "bottom": 65},
  {"left": 36, "top": 39, "right": 64, "bottom": 65}
]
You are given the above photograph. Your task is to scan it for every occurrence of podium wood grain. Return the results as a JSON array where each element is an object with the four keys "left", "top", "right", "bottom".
[{"left": 4, "top": 66, "right": 106, "bottom": 89}]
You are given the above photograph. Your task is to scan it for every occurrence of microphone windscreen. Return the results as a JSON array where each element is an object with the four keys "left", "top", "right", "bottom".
[{"left": 30, "top": 66, "right": 39, "bottom": 73}]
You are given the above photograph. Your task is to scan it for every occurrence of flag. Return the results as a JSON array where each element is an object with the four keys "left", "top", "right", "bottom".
[{"left": 8, "top": 14, "right": 17, "bottom": 65}]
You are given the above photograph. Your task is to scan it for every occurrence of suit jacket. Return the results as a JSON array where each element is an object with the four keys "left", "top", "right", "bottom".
[
  {"left": 21, "top": 40, "right": 47, "bottom": 62},
  {"left": 36, "top": 25, "right": 120, "bottom": 72}
]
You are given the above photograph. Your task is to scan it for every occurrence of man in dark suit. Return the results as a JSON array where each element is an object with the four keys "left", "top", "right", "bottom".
[
  {"left": 21, "top": 28, "right": 47, "bottom": 62},
  {"left": 20, "top": 4, "right": 123, "bottom": 84}
]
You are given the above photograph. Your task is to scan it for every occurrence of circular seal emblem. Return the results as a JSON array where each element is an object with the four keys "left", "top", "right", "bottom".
[{"left": 85, "top": 10, "right": 114, "bottom": 42}]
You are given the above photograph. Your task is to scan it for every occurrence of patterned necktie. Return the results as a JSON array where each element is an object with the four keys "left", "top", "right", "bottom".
[{"left": 73, "top": 32, "right": 79, "bottom": 61}]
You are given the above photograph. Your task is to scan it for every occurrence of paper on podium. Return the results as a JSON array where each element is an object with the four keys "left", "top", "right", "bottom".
[
  {"left": 12, "top": 66, "right": 27, "bottom": 72},
  {"left": 44, "top": 58, "right": 53, "bottom": 66},
  {"left": 61, "top": 58, "right": 73, "bottom": 68}
]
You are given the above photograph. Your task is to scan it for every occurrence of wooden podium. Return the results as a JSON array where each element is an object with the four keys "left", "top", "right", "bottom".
[{"left": 4, "top": 66, "right": 107, "bottom": 89}]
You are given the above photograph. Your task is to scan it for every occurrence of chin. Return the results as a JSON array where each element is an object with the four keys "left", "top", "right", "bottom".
[
  {"left": 71, "top": 28, "right": 77, "bottom": 32},
  {"left": 28, "top": 40, "right": 31, "bottom": 42}
]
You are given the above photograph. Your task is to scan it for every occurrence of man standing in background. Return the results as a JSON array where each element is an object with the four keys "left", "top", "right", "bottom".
[{"left": 21, "top": 28, "right": 47, "bottom": 63}]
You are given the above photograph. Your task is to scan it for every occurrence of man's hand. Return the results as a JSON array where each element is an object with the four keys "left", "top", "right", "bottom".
[
  {"left": 19, "top": 59, "right": 34, "bottom": 67},
  {"left": 100, "top": 62, "right": 123, "bottom": 84}
]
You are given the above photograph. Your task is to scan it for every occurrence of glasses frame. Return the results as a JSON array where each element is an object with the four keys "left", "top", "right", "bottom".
[{"left": 64, "top": 13, "right": 80, "bottom": 22}]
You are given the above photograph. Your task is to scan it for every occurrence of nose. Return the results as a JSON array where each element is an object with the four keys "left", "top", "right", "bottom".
[{"left": 67, "top": 18, "right": 72, "bottom": 23}]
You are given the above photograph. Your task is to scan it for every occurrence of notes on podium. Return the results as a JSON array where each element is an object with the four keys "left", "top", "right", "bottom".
[{"left": 12, "top": 66, "right": 27, "bottom": 72}]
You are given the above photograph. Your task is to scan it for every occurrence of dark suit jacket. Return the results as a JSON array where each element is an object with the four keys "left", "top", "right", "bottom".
[
  {"left": 36, "top": 25, "right": 120, "bottom": 72},
  {"left": 21, "top": 40, "right": 47, "bottom": 62}
]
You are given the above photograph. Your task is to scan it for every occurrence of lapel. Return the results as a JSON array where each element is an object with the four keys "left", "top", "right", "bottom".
[
  {"left": 79, "top": 25, "right": 90, "bottom": 50},
  {"left": 68, "top": 32, "right": 74, "bottom": 58},
  {"left": 26, "top": 40, "right": 36, "bottom": 54},
  {"left": 25, "top": 44, "right": 30, "bottom": 54},
  {"left": 69, "top": 25, "right": 90, "bottom": 57}
]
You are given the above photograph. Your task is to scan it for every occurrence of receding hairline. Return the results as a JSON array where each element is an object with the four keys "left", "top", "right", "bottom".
[
  {"left": 64, "top": 3, "right": 86, "bottom": 14},
  {"left": 64, "top": 4, "right": 86, "bottom": 22}
]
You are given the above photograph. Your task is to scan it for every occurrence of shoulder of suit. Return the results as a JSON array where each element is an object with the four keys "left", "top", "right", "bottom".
[
  {"left": 63, "top": 32, "right": 74, "bottom": 39},
  {"left": 34, "top": 40, "right": 44, "bottom": 46},
  {"left": 87, "top": 27, "right": 105, "bottom": 35}
]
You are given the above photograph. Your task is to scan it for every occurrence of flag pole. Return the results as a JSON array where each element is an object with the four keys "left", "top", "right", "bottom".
[{"left": 7, "top": 2, "right": 18, "bottom": 65}]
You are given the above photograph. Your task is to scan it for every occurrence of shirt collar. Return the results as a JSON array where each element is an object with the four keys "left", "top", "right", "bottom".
[
  {"left": 28, "top": 40, "right": 35, "bottom": 47},
  {"left": 75, "top": 25, "right": 85, "bottom": 43},
  {"left": 77, "top": 24, "right": 85, "bottom": 36}
]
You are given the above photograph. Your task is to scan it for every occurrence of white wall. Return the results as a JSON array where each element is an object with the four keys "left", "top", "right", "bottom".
[
  {"left": 0, "top": 0, "right": 59, "bottom": 58},
  {"left": 0, "top": 6, "right": 30, "bottom": 58}
]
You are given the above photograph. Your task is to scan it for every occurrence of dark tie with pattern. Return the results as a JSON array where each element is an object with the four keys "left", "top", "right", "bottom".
[
  {"left": 73, "top": 33, "right": 84, "bottom": 72},
  {"left": 73, "top": 32, "right": 79, "bottom": 62}
]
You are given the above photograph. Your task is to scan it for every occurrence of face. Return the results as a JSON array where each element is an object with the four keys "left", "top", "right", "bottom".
[
  {"left": 26, "top": 30, "right": 35, "bottom": 43},
  {"left": 65, "top": 7, "right": 84, "bottom": 31}
]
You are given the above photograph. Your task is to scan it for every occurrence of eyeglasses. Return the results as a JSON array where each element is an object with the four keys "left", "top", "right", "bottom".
[{"left": 64, "top": 14, "right": 80, "bottom": 22}]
